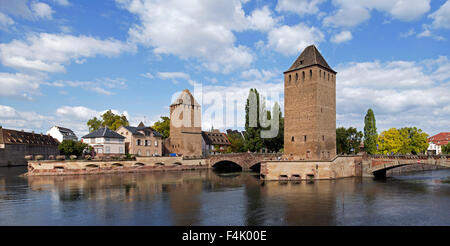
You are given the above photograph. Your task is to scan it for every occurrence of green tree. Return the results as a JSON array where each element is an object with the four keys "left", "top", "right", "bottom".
[
  {"left": 227, "top": 132, "right": 245, "bottom": 153},
  {"left": 263, "top": 102, "right": 284, "bottom": 152},
  {"left": 364, "top": 108, "right": 378, "bottom": 154},
  {"left": 58, "top": 140, "right": 88, "bottom": 156},
  {"left": 336, "top": 127, "right": 363, "bottom": 154},
  {"left": 398, "top": 127, "right": 429, "bottom": 154},
  {"left": 244, "top": 88, "right": 263, "bottom": 152},
  {"left": 87, "top": 110, "right": 129, "bottom": 131},
  {"left": 152, "top": 116, "right": 170, "bottom": 139},
  {"left": 442, "top": 143, "right": 450, "bottom": 154}
]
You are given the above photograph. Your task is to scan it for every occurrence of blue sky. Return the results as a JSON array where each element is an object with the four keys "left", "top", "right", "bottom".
[{"left": 0, "top": 0, "right": 449, "bottom": 138}]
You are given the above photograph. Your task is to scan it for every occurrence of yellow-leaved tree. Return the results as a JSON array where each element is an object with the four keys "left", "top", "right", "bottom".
[{"left": 377, "top": 128, "right": 403, "bottom": 155}]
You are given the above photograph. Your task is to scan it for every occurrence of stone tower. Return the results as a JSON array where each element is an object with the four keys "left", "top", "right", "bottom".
[
  {"left": 284, "top": 45, "right": 336, "bottom": 160},
  {"left": 167, "top": 89, "right": 202, "bottom": 156}
]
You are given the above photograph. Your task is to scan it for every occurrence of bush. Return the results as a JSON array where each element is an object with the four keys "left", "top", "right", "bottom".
[{"left": 58, "top": 140, "right": 88, "bottom": 157}]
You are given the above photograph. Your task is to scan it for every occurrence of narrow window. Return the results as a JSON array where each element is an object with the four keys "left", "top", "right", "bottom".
[
  {"left": 288, "top": 74, "right": 291, "bottom": 83},
  {"left": 319, "top": 70, "right": 321, "bottom": 78},
  {"left": 295, "top": 73, "right": 298, "bottom": 81},
  {"left": 304, "top": 135, "right": 307, "bottom": 142},
  {"left": 322, "top": 135, "right": 325, "bottom": 141},
  {"left": 291, "top": 136, "right": 295, "bottom": 142},
  {"left": 302, "top": 71, "right": 305, "bottom": 80},
  {"left": 309, "top": 69, "right": 312, "bottom": 79},
  {"left": 328, "top": 73, "right": 330, "bottom": 80}
]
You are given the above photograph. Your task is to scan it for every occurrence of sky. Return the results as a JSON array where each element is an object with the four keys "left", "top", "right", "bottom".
[{"left": 0, "top": 0, "right": 449, "bottom": 138}]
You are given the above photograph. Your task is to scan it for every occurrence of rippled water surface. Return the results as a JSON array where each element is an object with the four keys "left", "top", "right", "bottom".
[{"left": 0, "top": 167, "right": 449, "bottom": 225}]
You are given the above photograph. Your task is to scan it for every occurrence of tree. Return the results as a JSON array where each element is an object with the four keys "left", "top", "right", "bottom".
[
  {"left": 364, "top": 108, "right": 377, "bottom": 154},
  {"left": 336, "top": 127, "right": 363, "bottom": 154},
  {"left": 263, "top": 102, "right": 284, "bottom": 152},
  {"left": 152, "top": 116, "right": 170, "bottom": 139},
  {"left": 244, "top": 88, "right": 263, "bottom": 152},
  {"left": 227, "top": 132, "right": 245, "bottom": 153},
  {"left": 87, "top": 110, "right": 129, "bottom": 131},
  {"left": 377, "top": 128, "right": 403, "bottom": 155},
  {"left": 442, "top": 143, "right": 450, "bottom": 154},
  {"left": 398, "top": 127, "right": 429, "bottom": 154},
  {"left": 58, "top": 140, "right": 88, "bottom": 156}
]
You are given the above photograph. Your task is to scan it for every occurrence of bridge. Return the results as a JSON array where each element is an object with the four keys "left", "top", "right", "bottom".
[
  {"left": 366, "top": 155, "right": 450, "bottom": 178},
  {"left": 208, "top": 153, "right": 282, "bottom": 171}
]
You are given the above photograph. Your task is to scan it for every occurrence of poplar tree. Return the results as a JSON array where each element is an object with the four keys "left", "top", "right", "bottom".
[{"left": 364, "top": 108, "right": 377, "bottom": 154}]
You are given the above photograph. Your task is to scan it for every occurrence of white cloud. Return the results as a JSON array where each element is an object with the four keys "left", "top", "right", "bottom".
[
  {"left": 241, "top": 68, "right": 277, "bottom": 81},
  {"left": 429, "top": 0, "right": 450, "bottom": 29},
  {"left": 0, "top": 0, "right": 33, "bottom": 19},
  {"left": 140, "top": 72, "right": 154, "bottom": 79},
  {"left": 335, "top": 57, "right": 450, "bottom": 135},
  {"left": 331, "top": 30, "right": 352, "bottom": 43},
  {"left": 0, "top": 12, "right": 14, "bottom": 31},
  {"left": 0, "top": 33, "right": 133, "bottom": 73},
  {"left": 115, "top": 0, "right": 256, "bottom": 73},
  {"left": 247, "top": 6, "right": 280, "bottom": 31},
  {"left": 0, "top": 72, "right": 43, "bottom": 100},
  {"left": 267, "top": 23, "right": 324, "bottom": 56},
  {"left": 45, "top": 77, "right": 127, "bottom": 95},
  {"left": 56, "top": 106, "right": 99, "bottom": 121},
  {"left": 400, "top": 28, "right": 415, "bottom": 38},
  {"left": 324, "top": 0, "right": 431, "bottom": 28},
  {"left": 157, "top": 72, "right": 190, "bottom": 84},
  {"left": 30, "top": 2, "right": 53, "bottom": 19},
  {"left": 276, "top": 0, "right": 325, "bottom": 16},
  {"left": 0, "top": 104, "right": 53, "bottom": 132},
  {"left": 52, "top": 0, "right": 70, "bottom": 6}
]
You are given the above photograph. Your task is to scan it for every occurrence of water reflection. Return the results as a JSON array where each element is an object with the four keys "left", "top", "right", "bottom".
[{"left": 0, "top": 167, "right": 449, "bottom": 225}]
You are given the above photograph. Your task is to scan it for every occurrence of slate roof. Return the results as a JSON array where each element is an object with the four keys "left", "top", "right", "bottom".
[
  {"left": 0, "top": 128, "right": 59, "bottom": 145},
  {"left": 285, "top": 44, "right": 336, "bottom": 74},
  {"left": 82, "top": 127, "right": 125, "bottom": 139},
  {"left": 122, "top": 122, "right": 163, "bottom": 137},
  {"left": 202, "top": 130, "right": 231, "bottom": 145},
  {"left": 52, "top": 126, "right": 77, "bottom": 137}
]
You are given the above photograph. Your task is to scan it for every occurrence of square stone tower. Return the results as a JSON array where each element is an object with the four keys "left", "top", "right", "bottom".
[
  {"left": 167, "top": 89, "right": 203, "bottom": 157},
  {"left": 284, "top": 45, "right": 336, "bottom": 160}
]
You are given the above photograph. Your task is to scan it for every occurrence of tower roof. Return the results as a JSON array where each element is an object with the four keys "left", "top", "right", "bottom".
[
  {"left": 285, "top": 45, "right": 336, "bottom": 74},
  {"left": 170, "top": 89, "right": 200, "bottom": 107}
]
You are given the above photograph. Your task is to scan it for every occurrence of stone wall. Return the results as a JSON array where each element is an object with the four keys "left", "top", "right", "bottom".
[
  {"left": 27, "top": 156, "right": 209, "bottom": 176},
  {"left": 0, "top": 144, "right": 59, "bottom": 167},
  {"left": 261, "top": 156, "right": 360, "bottom": 180}
]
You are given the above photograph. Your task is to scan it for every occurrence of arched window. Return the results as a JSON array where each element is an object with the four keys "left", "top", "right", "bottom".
[
  {"left": 291, "top": 136, "right": 294, "bottom": 142},
  {"left": 309, "top": 69, "right": 312, "bottom": 79},
  {"left": 288, "top": 74, "right": 291, "bottom": 83},
  {"left": 295, "top": 73, "right": 298, "bottom": 81},
  {"left": 302, "top": 71, "right": 305, "bottom": 80}
]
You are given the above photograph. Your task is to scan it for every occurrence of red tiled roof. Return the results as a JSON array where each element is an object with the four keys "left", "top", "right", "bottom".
[
  {"left": 0, "top": 128, "right": 59, "bottom": 146},
  {"left": 428, "top": 132, "right": 450, "bottom": 146}
]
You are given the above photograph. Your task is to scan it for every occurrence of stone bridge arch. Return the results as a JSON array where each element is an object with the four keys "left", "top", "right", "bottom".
[
  {"left": 368, "top": 155, "right": 450, "bottom": 178},
  {"left": 209, "top": 153, "right": 282, "bottom": 171}
]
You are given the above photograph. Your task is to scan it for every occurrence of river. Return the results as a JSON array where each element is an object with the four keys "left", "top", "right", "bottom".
[{"left": 0, "top": 167, "right": 449, "bottom": 225}]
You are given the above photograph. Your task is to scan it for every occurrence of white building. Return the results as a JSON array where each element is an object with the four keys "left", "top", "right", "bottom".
[
  {"left": 81, "top": 127, "right": 125, "bottom": 156},
  {"left": 46, "top": 126, "right": 78, "bottom": 143},
  {"left": 427, "top": 132, "right": 450, "bottom": 155}
]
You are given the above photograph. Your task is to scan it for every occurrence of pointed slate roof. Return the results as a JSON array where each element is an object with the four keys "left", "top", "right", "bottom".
[
  {"left": 285, "top": 45, "right": 336, "bottom": 74},
  {"left": 82, "top": 127, "right": 125, "bottom": 139}
]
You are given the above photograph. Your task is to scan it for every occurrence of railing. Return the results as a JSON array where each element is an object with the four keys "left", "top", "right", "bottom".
[{"left": 368, "top": 154, "right": 449, "bottom": 160}]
